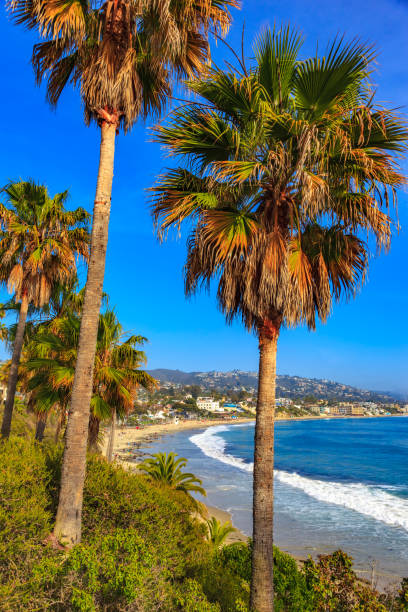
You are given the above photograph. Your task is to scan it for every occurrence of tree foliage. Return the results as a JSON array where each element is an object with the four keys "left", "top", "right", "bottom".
[
  {"left": 152, "top": 26, "right": 407, "bottom": 334},
  {"left": 7, "top": 0, "right": 239, "bottom": 132},
  {"left": 0, "top": 180, "right": 89, "bottom": 308},
  {"left": 139, "top": 451, "right": 207, "bottom": 497}
]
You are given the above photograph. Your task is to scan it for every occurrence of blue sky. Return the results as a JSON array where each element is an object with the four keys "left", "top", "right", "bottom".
[{"left": 0, "top": 0, "right": 407, "bottom": 396}]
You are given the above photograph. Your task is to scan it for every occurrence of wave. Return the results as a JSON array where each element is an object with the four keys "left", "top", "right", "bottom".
[{"left": 190, "top": 425, "right": 408, "bottom": 532}]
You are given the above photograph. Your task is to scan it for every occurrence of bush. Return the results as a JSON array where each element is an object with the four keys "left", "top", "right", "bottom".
[
  {"left": 0, "top": 437, "right": 54, "bottom": 606},
  {"left": 0, "top": 438, "right": 213, "bottom": 610},
  {"left": 303, "top": 550, "right": 387, "bottom": 611}
]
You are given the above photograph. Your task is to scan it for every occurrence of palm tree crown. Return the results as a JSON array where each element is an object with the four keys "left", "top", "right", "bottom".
[
  {"left": 152, "top": 27, "right": 407, "bottom": 334},
  {"left": 9, "top": 0, "right": 239, "bottom": 131},
  {"left": 23, "top": 307, "right": 155, "bottom": 445},
  {"left": 0, "top": 180, "right": 89, "bottom": 308}
]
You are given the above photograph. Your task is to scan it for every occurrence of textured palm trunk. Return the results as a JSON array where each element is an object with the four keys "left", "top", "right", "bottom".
[
  {"left": 88, "top": 413, "right": 100, "bottom": 453},
  {"left": 106, "top": 408, "right": 116, "bottom": 463},
  {"left": 35, "top": 413, "right": 47, "bottom": 442},
  {"left": 54, "top": 409, "right": 67, "bottom": 444},
  {"left": 250, "top": 319, "right": 280, "bottom": 612},
  {"left": 1, "top": 293, "right": 29, "bottom": 438},
  {"left": 54, "top": 122, "right": 116, "bottom": 546}
]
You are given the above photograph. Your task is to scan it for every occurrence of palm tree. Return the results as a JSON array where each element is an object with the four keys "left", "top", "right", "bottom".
[
  {"left": 206, "top": 516, "right": 236, "bottom": 548},
  {"left": 139, "top": 452, "right": 206, "bottom": 497},
  {"left": 0, "top": 180, "right": 89, "bottom": 438},
  {"left": 8, "top": 0, "right": 238, "bottom": 548},
  {"left": 151, "top": 28, "right": 407, "bottom": 611},
  {"left": 23, "top": 308, "right": 155, "bottom": 447}
]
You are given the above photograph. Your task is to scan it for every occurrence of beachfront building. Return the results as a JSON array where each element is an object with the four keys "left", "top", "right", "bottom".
[
  {"left": 223, "top": 403, "right": 238, "bottom": 412},
  {"left": 197, "top": 397, "right": 223, "bottom": 413},
  {"left": 330, "top": 404, "right": 365, "bottom": 416},
  {"left": 319, "top": 406, "right": 330, "bottom": 414},
  {"left": 276, "top": 398, "right": 293, "bottom": 407}
]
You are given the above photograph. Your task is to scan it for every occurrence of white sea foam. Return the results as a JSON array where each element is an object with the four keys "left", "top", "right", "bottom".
[
  {"left": 190, "top": 425, "right": 253, "bottom": 473},
  {"left": 190, "top": 425, "right": 408, "bottom": 532}
]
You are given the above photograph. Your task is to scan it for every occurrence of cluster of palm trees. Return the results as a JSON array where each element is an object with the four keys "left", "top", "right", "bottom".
[
  {"left": 2, "top": 2, "right": 407, "bottom": 611},
  {"left": 0, "top": 179, "right": 155, "bottom": 450}
]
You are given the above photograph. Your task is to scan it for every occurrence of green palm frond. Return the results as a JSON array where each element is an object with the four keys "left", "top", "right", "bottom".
[
  {"left": 206, "top": 516, "right": 236, "bottom": 547},
  {"left": 139, "top": 452, "right": 206, "bottom": 497},
  {"left": 20, "top": 303, "right": 156, "bottom": 441}
]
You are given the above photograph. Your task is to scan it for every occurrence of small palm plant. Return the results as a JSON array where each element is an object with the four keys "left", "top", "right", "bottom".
[
  {"left": 206, "top": 516, "right": 236, "bottom": 548},
  {"left": 138, "top": 452, "right": 206, "bottom": 497}
]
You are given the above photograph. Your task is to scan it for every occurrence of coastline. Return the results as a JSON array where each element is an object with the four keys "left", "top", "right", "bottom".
[
  {"left": 102, "top": 412, "right": 403, "bottom": 466},
  {"left": 101, "top": 416, "right": 254, "bottom": 466}
]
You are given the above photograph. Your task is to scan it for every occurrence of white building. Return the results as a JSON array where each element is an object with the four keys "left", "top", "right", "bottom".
[{"left": 197, "top": 397, "right": 223, "bottom": 413}]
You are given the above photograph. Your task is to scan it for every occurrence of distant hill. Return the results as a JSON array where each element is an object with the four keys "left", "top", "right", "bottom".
[{"left": 147, "top": 368, "right": 398, "bottom": 403}]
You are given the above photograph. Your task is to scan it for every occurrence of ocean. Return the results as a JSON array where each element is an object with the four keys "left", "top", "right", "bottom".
[{"left": 142, "top": 416, "right": 408, "bottom": 584}]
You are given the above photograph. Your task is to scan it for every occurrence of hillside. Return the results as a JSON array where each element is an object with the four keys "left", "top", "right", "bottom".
[{"left": 147, "top": 369, "right": 397, "bottom": 403}]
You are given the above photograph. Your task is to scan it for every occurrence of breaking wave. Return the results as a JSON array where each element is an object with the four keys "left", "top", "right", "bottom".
[{"left": 190, "top": 425, "right": 408, "bottom": 532}]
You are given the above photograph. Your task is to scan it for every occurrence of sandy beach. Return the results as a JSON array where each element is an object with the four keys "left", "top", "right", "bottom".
[{"left": 101, "top": 416, "right": 254, "bottom": 464}]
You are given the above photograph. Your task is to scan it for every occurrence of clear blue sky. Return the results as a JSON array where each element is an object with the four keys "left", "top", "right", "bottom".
[{"left": 0, "top": 0, "right": 407, "bottom": 396}]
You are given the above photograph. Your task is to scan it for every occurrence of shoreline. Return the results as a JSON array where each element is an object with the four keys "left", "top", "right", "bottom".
[{"left": 103, "top": 412, "right": 403, "bottom": 464}]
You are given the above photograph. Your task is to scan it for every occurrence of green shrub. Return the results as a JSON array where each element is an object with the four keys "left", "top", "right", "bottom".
[
  {"left": 304, "top": 550, "right": 387, "bottom": 611},
  {"left": 273, "top": 547, "right": 314, "bottom": 612},
  {"left": 0, "top": 438, "right": 215, "bottom": 610},
  {"left": 81, "top": 456, "right": 207, "bottom": 578},
  {"left": 0, "top": 436, "right": 54, "bottom": 605}
]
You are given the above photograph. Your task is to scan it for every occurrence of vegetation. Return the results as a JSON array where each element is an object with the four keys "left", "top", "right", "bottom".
[
  {"left": 152, "top": 26, "right": 408, "bottom": 610},
  {"left": 23, "top": 307, "right": 156, "bottom": 449},
  {"left": 1, "top": 3, "right": 407, "bottom": 611},
  {"left": 139, "top": 451, "right": 207, "bottom": 497},
  {"left": 0, "top": 180, "right": 89, "bottom": 438},
  {"left": 206, "top": 517, "right": 237, "bottom": 548}
]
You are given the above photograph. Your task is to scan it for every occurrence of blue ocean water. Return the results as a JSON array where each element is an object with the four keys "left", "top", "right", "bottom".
[{"left": 143, "top": 417, "right": 408, "bottom": 583}]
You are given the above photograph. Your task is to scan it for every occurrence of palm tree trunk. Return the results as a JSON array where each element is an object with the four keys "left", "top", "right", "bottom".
[
  {"left": 1, "top": 293, "right": 29, "bottom": 438},
  {"left": 54, "top": 121, "right": 117, "bottom": 547},
  {"left": 35, "top": 412, "right": 47, "bottom": 442},
  {"left": 88, "top": 413, "right": 100, "bottom": 453},
  {"left": 54, "top": 409, "right": 66, "bottom": 444},
  {"left": 250, "top": 319, "right": 280, "bottom": 612},
  {"left": 106, "top": 408, "right": 116, "bottom": 463}
]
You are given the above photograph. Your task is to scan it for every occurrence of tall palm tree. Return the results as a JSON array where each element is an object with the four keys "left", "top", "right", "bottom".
[
  {"left": 23, "top": 308, "right": 155, "bottom": 447},
  {"left": 8, "top": 0, "right": 238, "bottom": 547},
  {"left": 152, "top": 28, "right": 407, "bottom": 611},
  {"left": 0, "top": 180, "right": 89, "bottom": 438}
]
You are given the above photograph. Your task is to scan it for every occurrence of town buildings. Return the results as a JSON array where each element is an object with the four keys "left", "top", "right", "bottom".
[{"left": 196, "top": 397, "right": 222, "bottom": 413}]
